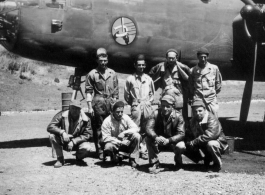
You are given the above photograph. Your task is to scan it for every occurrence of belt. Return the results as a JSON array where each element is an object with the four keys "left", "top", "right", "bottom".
[{"left": 94, "top": 94, "right": 110, "bottom": 99}]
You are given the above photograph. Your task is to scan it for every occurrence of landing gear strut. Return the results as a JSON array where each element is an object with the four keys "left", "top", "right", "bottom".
[{"left": 68, "top": 68, "right": 86, "bottom": 101}]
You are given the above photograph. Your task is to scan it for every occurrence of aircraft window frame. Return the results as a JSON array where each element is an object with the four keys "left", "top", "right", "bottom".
[
  {"left": 70, "top": 0, "right": 92, "bottom": 10},
  {"left": 17, "top": 0, "right": 39, "bottom": 7},
  {"left": 45, "top": 0, "right": 66, "bottom": 9}
]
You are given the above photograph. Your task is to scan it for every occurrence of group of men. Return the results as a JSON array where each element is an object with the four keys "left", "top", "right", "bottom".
[{"left": 47, "top": 47, "right": 228, "bottom": 173}]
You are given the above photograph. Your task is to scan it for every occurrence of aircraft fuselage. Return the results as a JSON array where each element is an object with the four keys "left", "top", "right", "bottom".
[{"left": 1, "top": 0, "right": 264, "bottom": 80}]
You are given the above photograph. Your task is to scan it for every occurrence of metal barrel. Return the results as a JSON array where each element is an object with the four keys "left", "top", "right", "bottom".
[
  {"left": 225, "top": 136, "right": 235, "bottom": 154},
  {"left": 61, "top": 92, "right": 72, "bottom": 111}
]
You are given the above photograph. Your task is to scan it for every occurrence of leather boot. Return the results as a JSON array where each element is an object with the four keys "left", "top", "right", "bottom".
[{"left": 54, "top": 156, "right": 64, "bottom": 168}]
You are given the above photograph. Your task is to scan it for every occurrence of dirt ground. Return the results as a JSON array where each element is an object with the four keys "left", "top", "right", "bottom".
[
  {"left": 1, "top": 68, "right": 265, "bottom": 194},
  {"left": 1, "top": 103, "right": 265, "bottom": 195}
]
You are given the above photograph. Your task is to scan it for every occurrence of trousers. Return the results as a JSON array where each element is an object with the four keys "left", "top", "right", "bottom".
[
  {"left": 104, "top": 132, "right": 141, "bottom": 160},
  {"left": 180, "top": 140, "right": 223, "bottom": 167},
  {"left": 146, "top": 137, "right": 185, "bottom": 164},
  {"left": 49, "top": 134, "right": 91, "bottom": 159}
]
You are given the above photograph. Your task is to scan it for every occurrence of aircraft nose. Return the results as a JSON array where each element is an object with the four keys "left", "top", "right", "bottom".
[{"left": 0, "top": 1, "right": 19, "bottom": 49}]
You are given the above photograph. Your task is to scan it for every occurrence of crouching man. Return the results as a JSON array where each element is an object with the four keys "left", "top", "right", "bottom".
[
  {"left": 102, "top": 101, "right": 141, "bottom": 168},
  {"left": 145, "top": 95, "right": 185, "bottom": 174},
  {"left": 47, "top": 100, "right": 92, "bottom": 168},
  {"left": 185, "top": 99, "right": 228, "bottom": 172}
]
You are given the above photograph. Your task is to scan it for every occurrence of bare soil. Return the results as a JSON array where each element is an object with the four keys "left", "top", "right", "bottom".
[
  {"left": 1, "top": 110, "right": 265, "bottom": 195},
  {"left": 1, "top": 69, "right": 265, "bottom": 194}
]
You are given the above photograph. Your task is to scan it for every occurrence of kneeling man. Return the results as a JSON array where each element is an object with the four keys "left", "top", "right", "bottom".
[
  {"left": 185, "top": 99, "right": 228, "bottom": 172},
  {"left": 47, "top": 100, "right": 92, "bottom": 168},
  {"left": 145, "top": 95, "right": 185, "bottom": 173},
  {"left": 102, "top": 101, "right": 141, "bottom": 168}
]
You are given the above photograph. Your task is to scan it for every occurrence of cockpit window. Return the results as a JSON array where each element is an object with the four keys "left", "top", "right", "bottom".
[
  {"left": 46, "top": 0, "right": 66, "bottom": 9},
  {"left": 18, "top": 0, "right": 39, "bottom": 7},
  {"left": 0, "top": 1, "right": 17, "bottom": 12},
  {"left": 71, "top": 0, "right": 92, "bottom": 10}
]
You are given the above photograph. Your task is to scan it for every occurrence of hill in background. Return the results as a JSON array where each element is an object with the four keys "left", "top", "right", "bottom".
[{"left": 0, "top": 46, "right": 265, "bottom": 112}]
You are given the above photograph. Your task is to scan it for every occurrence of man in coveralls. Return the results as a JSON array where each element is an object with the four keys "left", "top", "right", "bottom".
[{"left": 85, "top": 48, "right": 119, "bottom": 160}]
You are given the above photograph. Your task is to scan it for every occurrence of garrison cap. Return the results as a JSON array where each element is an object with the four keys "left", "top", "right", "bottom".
[
  {"left": 69, "top": 100, "right": 82, "bottom": 108},
  {"left": 112, "top": 101, "right": 125, "bottom": 111},
  {"left": 191, "top": 99, "right": 205, "bottom": 108},
  {"left": 197, "top": 47, "right": 209, "bottom": 56},
  {"left": 161, "top": 95, "right": 175, "bottom": 105},
  {"left": 166, "top": 49, "right": 178, "bottom": 57},
  {"left": 96, "top": 48, "right": 107, "bottom": 57}
]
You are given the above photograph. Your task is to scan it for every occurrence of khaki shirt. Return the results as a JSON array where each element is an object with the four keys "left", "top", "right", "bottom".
[
  {"left": 189, "top": 63, "right": 222, "bottom": 104},
  {"left": 124, "top": 73, "right": 155, "bottom": 105},
  {"left": 162, "top": 64, "right": 183, "bottom": 92},
  {"left": 102, "top": 114, "right": 139, "bottom": 145},
  {"left": 85, "top": 67, "right": 119, "bottom": 100}
]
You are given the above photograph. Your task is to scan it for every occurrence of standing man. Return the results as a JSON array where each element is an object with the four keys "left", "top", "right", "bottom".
[
  {"left": 85, "top": 48, "right": 119, "bottom": 160},
  {"left": 149, "top": 49, "right": 191, "bottom": 117},
  {"left": 124, "top": 54, "right": 155, "bottom": 159},
  {"left": 189, "top": 47, "right": 222, "bottom": 117},
  {"left": 184, "top": 99, "right": 228, "bottom": 172},
  {"left": 101, "top": 101, "right": 141, "bottom": 168},
  {"left": 145, "top": 95, "right": 185, "bottom": 174},
  {"left": 47, "top": 100, "right": 92, "bottom": 168}
]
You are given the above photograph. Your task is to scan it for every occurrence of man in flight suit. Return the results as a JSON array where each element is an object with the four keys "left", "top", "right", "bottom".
[
  {"left": 124, "top": 54, "right": 155, "bottom": 159},
  {"left": 85, "top": 48, "right": 119, "bottom": 160},
  {"left": 189, "top": 48, "right": 222, "bottom": 117},
  {"left": 149, "top": 49, "right": 191, "bottom": 118}
]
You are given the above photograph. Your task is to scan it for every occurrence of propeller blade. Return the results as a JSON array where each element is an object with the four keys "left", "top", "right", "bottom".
[{"left": 239, "top": 42, "right": 257, "bottom": 123}]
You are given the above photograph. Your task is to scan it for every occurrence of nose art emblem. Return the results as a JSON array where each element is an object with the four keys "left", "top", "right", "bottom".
[{"left": 112, "top": 17, "right": 136, "bottom": 45}]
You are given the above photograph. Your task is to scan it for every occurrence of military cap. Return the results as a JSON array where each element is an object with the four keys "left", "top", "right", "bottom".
[
  {"left": 69, "top": 100, "right": 82, "bottom": 108},
  {"left": 161, "top": 95, "right": 175, "bottom": 105},
  {"left": 135, "top": 54, "right": 145, "bottom": 62},
  {"left": 112, "top": 101, "right": 125, "bottom": 111},
  {"left": 197, "top": 47, "right": 209, "bottom": 56},
  {"left": 166, "top": 49, "right": 178, "bottom": 57},
  {"left": 191, "top": 99, "right": 205, "bottom": 108},
  {"left": 96, "top": 48, "right": 107, "bottom": 57}
]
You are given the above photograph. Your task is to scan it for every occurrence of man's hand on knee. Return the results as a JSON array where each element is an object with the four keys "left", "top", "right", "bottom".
[
  {"left": 62, "top": 132, "right": 71, "bottom": 143},
  {"left": 67, "top": 141, "right": 74, "bottom": 152},
  {"left": 155, "top": 136, "right": 167, "bottom": 146},
  {"left": 186, "top": 141, "right": 196, "bottom": 151}
]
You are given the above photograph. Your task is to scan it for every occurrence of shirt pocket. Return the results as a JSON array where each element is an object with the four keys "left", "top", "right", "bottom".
[
  {"left": 205, "top": 75, "right": 215, "bottom": 87},
  {"left": 172, "top": 73, "right": 180, "bottom": 85},
  {"left": 95, "top": 78, "right": 104, "bottom": 91}
]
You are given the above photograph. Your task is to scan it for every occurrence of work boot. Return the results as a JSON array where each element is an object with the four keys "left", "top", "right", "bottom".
[
  {"left": 129, "top": 158, "right": 139, "bottom": 168},
  {"left": 98, "top": 150, "right": 105, "bottom": 161},
  {"left": 207, "top": 163, "right": 222, "bottom": 173},
  {"left": 174, "top": 154, "right": 183, "bottom": 170},
  {"left": 204, "top": 158, "right": 212, "bottom": 168},
  {"left": 76, "top": 157, "right": 87, "bottom": 166},
  {"left": 54, "top": 156, "right": 64, "bottom": 168},
  {"left": 148, "top": 161, "right": 160, "bottom": 174}
]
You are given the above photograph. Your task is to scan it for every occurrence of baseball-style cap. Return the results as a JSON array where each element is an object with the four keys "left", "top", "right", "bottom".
[
  {"left": 197, "top": 47, "right": 209, "bottom": 56},
  {"left": 69, "top": 100, "right": 82, "bottom": 108},
  {"left": 191, "top": 99, "right": 205, "bottom": 108},
  {"left": 161, "top": 95, "right": 175, "bottom": 105},
  {"left": 96, "top": 48, "right": 107, "bottom": 57}
]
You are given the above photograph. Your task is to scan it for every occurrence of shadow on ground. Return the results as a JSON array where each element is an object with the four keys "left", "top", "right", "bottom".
[
  {"left": 0, "top": 138, "right": 50, "bottom": 148},
  {"left": 220, "top": 117, "right": 265, "bottom": 151}
]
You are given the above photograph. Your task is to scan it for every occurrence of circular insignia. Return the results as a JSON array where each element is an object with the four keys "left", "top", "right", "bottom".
[{"left": 112, "top": 17, "right": 137, "bottom": 45}]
